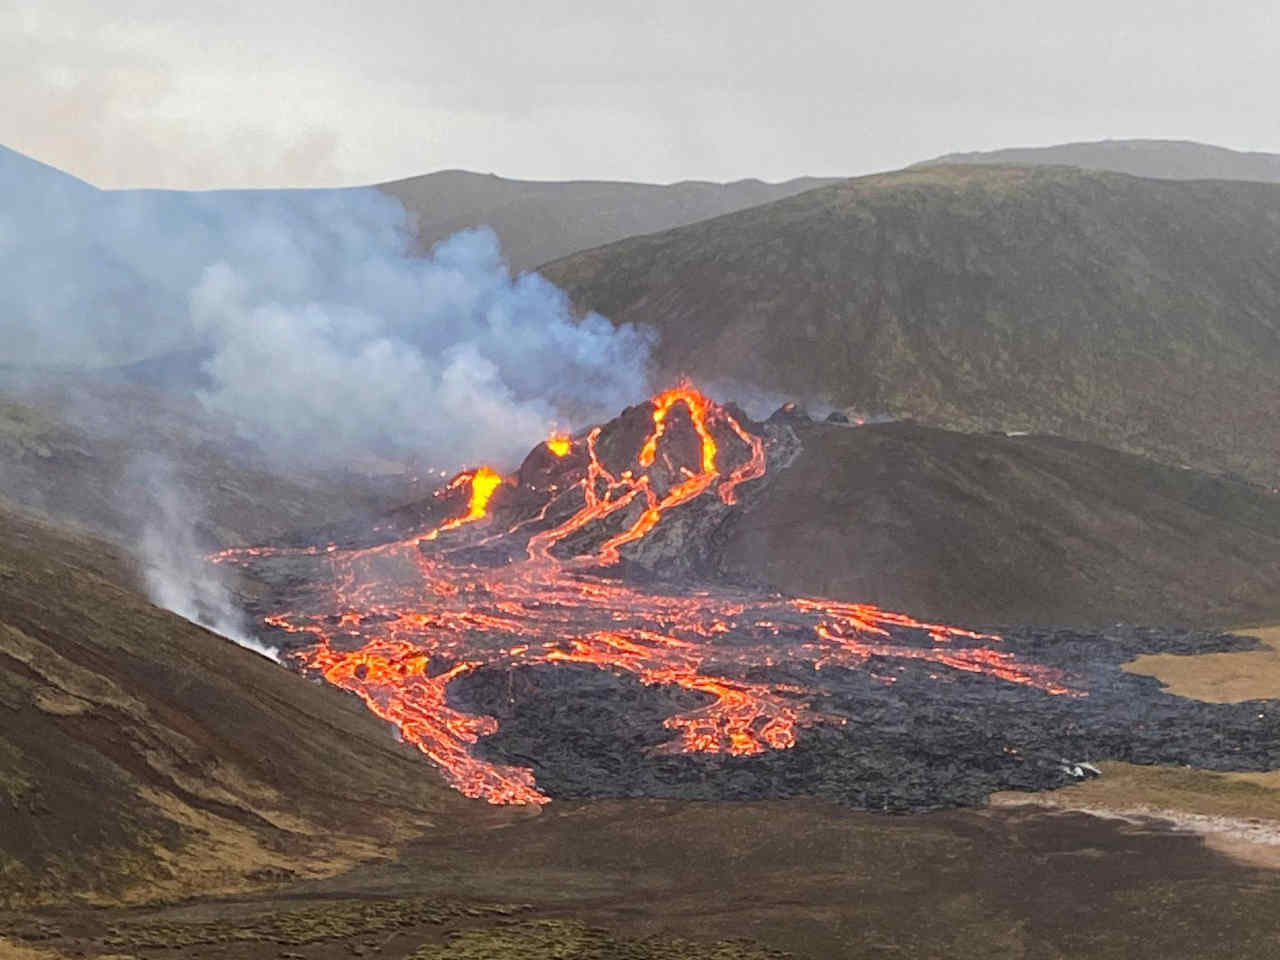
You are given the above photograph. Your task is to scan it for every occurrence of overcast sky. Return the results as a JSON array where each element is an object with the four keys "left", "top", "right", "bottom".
[{"left": 4, "top": 0, "right": 1278, "bottom": 189}]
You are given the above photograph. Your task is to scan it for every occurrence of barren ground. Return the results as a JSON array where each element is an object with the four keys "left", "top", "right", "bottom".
[{"left": 8, "top": 799, "right": 1280, "bottom": 959}]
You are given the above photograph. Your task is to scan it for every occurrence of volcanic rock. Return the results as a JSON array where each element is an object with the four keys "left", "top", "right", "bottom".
[
  {"left": 455, "top": 626, "right": 1280, "bottom": 812},
  {"left": 230, "top": 387, "right": 1280, "bottom": 817}
]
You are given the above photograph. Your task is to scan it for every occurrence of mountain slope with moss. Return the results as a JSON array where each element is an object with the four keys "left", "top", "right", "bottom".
[{"left": 542, "top": 165, "right": 1280, "bottom": 485}]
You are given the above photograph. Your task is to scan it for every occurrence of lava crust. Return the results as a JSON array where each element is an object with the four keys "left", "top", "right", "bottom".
[
  {"left": 451, "top": 626, "right": 1279, "bottom": 811},
  {"left": 215, "top": 385, "right": 1280, "bottom": 811}
]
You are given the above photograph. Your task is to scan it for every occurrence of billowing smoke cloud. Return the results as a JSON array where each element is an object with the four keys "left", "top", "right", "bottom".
[
  {"left": 0, "top": 143, "right": 655, "bottom": 661},
  {"left": 0, "top": 144, "right": 653, "bottom": 468}
]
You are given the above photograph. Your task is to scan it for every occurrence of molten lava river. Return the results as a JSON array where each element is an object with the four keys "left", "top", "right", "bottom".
[{"left": 213, "top": 385, "right": 1083, "bottom": 806}]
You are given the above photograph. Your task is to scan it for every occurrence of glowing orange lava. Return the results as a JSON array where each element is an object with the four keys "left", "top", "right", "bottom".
[
  {"left": 546, "top": 434, "right": 572, "bottom": 457},
  {"left": 217, "top": 383, "right": 1081, "bottom": 805},
  {"left": 423, "top": 467, "right": 503, "bottom": 541}
]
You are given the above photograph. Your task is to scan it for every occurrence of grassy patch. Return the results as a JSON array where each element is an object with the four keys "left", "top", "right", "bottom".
[
  {"left": 1123, "top": 625, "right": 1280, "bottom": 702},
  {"left": 994, "top": 761, "right": 1280, "bottom": 821},
  {"left": 97, "top": 898, "right": 529, "bottom": 950},
  {"left": 406, "top": 919, "right": 792, "bottom": 959}
]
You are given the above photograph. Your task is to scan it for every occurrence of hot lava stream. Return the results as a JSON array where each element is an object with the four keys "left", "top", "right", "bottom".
[{"left": 213, "top": 385, "right": 1081, "bottom": 805}]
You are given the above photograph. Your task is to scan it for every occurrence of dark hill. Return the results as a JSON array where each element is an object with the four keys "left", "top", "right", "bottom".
[
  {"left": 714, "top": 418, "right": 1280, "bottom": 628},
  {"left": 918, "top": 138, "right": 1280, "bottom": 183},
  {"left": 541, "top": 165, "right": 1280, "bottom": 485},
  {"left": 273, "top": 399, "right": 1280, "bottom": 630},
  {"left": 378, "top": 169, "right": 837, "bottom": 271},
  {"left": 0, "top": 504, "right": 487, "bottom": 908}
]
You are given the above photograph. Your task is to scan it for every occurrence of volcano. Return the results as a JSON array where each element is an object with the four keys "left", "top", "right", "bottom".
[{"left": 216, "top": 385, "right": 1280, "bottom": 811}]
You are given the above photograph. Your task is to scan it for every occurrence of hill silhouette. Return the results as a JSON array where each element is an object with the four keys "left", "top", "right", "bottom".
[
  {"left": 378, "top": 169, "right": 837, "bottom": 271},
  {"left": 918, "top": 138, "right": 1280, "bottom": 183}
]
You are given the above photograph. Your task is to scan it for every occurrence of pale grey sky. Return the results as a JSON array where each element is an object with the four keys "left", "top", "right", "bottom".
[{"left": 3, "top": 0, "right": 1278, "bottom": 189}]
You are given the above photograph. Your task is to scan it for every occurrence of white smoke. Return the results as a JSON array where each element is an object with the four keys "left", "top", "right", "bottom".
[
  {"left": 0, "top": 144, "right": 654, "bottom": 468},
  {"left": 0, "top": 143, "right": 655, "bottom": 656},
  {"left": 134, "top": 458, "right": 279, "bottom": 661}
]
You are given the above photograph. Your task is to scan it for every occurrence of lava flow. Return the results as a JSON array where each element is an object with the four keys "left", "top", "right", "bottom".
[{"left": 215, "top": 383, "right": 1081, "bottom": 805}]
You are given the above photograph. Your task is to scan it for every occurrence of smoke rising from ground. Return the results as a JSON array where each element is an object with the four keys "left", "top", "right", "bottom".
[
  {"left": 0, "top": 144, "right": 654, "bottom": 469},
  {"left": 133, "top": 457, "right": 279, "bottom": 661}
]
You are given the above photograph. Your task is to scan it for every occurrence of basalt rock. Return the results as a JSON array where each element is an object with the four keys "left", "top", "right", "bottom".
[{"left": 453, "top": 626, "right": 1279, "bottom": 813}]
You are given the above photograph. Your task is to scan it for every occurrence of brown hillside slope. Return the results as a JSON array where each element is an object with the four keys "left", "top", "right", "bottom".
[
  {"left": 378, "top": 170, "right": 837, "bottom": 271},
  {"left": 541, "top": 165, "right": 1280, "bottom": 485},
  {"left": 712, "top": 419, "right": 1280, "bottom": 628},
  {"left": 0, "top": 505, "right": 489, "bottom": 909}
]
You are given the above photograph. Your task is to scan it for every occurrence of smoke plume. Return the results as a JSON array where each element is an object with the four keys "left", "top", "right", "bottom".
[
  {"left": 0, "top": 143, "right": 655, "bottom": 660},
  {"left": 0, "top": 144, "right": 653, "bottom": 468},
  {"left": 133, "top": 457, "right": 279, "bottom": 661}
]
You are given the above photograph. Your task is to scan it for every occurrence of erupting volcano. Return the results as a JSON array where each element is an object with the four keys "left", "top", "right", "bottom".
[{"left": 212, "top": 384, "right": 1084, "bottom": 806}]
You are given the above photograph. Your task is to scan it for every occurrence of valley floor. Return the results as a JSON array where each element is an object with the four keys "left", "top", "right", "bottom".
[{"left": 6, "top": 797, "right": 1280, "bottom": 959}]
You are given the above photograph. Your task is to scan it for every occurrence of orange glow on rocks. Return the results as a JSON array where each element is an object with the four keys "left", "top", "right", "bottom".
[
  {"left": 422, "top": 467, "right": 503, "bottom": 541},
  {"left": 216, "top": 383, "right": 1081, "bottom": 806}
]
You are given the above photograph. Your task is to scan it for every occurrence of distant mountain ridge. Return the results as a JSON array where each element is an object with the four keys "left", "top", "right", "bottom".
[
  {"left": 917, "top": 138, "right": 1280, "bottom": 183},
  {"left": 376, "top": 169, "right": 839, "bottom": 271},
  {"left": 541, "top": 164, "right": 1280, "bottom": 485},
  {"left": 2, "top": 139, "right": 837, "bottom": 286}
]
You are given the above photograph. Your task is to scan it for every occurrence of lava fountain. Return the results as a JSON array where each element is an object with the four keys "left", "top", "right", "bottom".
[{"left": 213, "top": 384, "right": 1081, "bottom": 805}]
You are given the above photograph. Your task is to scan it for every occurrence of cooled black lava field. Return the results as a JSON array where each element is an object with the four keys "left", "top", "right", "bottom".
[{"left": 449, "top": 623, "right": 1280, "bottom": 811}]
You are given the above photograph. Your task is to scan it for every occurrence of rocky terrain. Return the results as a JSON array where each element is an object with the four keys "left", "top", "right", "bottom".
[
  {"left": 20, "top": 480, "right": 1280, "bottom": 957},
  {"left": 254, "top": 402, "right": 1280, "bottom": 632},
  {"left": 541, "top": 165, "right": 1280, "bottom": 486},
  {"left": 453, "top": 624, "right": 1280, "bottom": 811},
  {"left": 455, "top": 624, "right": 1280, "bottom": 814},
  {"left": 212, "top": 395, "right": 1280, "bottom": 816}
]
